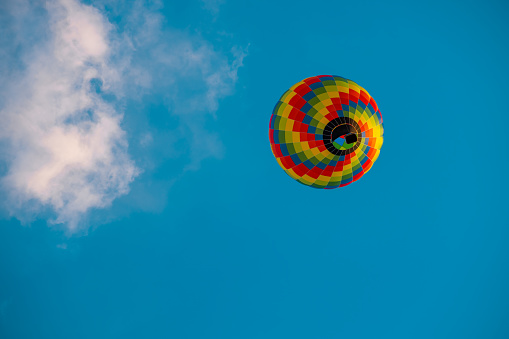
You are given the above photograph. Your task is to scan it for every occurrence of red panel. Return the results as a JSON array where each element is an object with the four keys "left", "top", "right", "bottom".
[
  {"left": 288, "top": 108, "right": 301, "bottom": 121},
  {"left": 333, "top": 162, "right": 344, "bottom": 172},
  {"left": 288, "top": 95, "right": 306, "bottom": 109},
  {"left": 269, "top": 129, "right": 274, "bottom": 144},
  {"left": 331, "top": 98, "right": 342, "bottom": 110},
  {"left": 324, "top": 112, "right": 337, "bottom": 121},
  {"left": 287, "top": 107, "right": 306, "bottom": 122},
  {"left": 369, "top": 97, "right": 378, "bottom": 112},
  {"left": 272, "top": 144, "right": 283, "bottom": 158},
  {"left": 349, "top": 90, "right": 359, "bottom": 103},
  {"left": 359, "top": 90, "right": 370, "bottom": 105},
  {"left": 359, "top": 122, "right": 368, "bottom": 132},
  {"left": 293, "top": 163, "right": 309, "bottom": 176},
  {"left": 303, "top": 77, "right": 321, "bottom": 85},
  {"left": 307, "top": 167, "right": 322, "bottom": 179},
  {"left": 362, "top": 159, "right": 372, "bottom": 169},
  {"left": 300, "top": 132, "right": 309, "bottom": 141},
  {"left": 339, "top": 92, "right": 349, "bottom": 102},
  {"left": 322, "top": 166, "right": 335, "bottom": 177},
  {"left": 366, "top": 148, "right": 377, "bottom": 159},
  {"left": 292, "top": 121, "right": 302, "bottom": 132},
  {"left": 294, "top": 83, "right": 312, "bottom": 97},
  {"left": 299, "top": 124, "right": 308, "bottom": 133},
  {"left": 280, "top": 155, "right": 295, "bottom": 169}
]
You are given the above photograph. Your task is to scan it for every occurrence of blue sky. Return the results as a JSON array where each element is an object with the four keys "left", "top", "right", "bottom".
[{"left": 1, "top": 0, "right": 509, "bottom": 338}]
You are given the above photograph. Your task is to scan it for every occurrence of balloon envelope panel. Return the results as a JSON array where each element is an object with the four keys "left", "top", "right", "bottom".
[{"left": 269, "top": 75, "right": 384, "bottom": 189}]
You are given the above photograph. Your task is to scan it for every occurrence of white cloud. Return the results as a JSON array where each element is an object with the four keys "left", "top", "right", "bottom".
[
  {"left": 0, "top": 0, "right": 247, "bottom": 231},
  {"left": 0, "top": 0, "right": 138, "bottom": 231},
  {"left": 115, "top": 1, "right": 248, "bottom": 171}
]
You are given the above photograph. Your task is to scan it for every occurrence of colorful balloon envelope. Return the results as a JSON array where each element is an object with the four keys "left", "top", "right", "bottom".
[{"left": 269, "top": 75, "right": 384, "bottom": 189}]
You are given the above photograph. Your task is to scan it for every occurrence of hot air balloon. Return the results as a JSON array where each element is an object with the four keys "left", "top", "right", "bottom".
[{"left": 269, "top": 75, "right": 383, "bottom": 188}]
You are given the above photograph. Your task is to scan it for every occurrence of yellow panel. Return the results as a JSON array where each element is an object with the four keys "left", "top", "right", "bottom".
[
  {"left": 293, "top": 142, "right": 303, "bottom": 153},
  {"left": 317, "top": 93, "right": 331, "bottom": 103},
  {"left": 310, "top": 100, "right": 326, "bottom": 112},
  {"left": 327, "top": 90, "right": 340, "bottom": 99},
  {"left": 302, "top": 149, "right": 315, "bottom": 160},
  {"left": 318, "top": 107, "right": 330, "bottom": 117},
  {"left": 285, "top": 119, "right": 294, "bottom": 131},
  {"left": 298, "top": 175, "right": 314, "bottom": 186},
  {"left": 277, "top": 103, "right": 292, "bottom": 118},
  {"left": 314, "top": 152, "right": 326, "bottom": 162},
  {"left": 317, "top": 175, "right": 331, "bottom": 183},
  {"left": 276, "top": 116, "right": 289, "bottom": 129},
  {"left": 324, "top": 85, "right": 338, "bottom": 93},
  {"left": 285, "top": 131, "right": 294, "bottom": 143},
  {"left": 300, "top": 141, "right": 310, "bottom": 151},
  {"left": 292, "top": 131, "right": 300, "bottom": 141},
  {"left": 319, "top": 116, "right": 329, "bottom": 126},
  {"left": 374, "top": 137, "right": 384, "bottom": 149},
  {"left": 337, "top": 85, "right": 349, "bottom": 94},
  {"left": 310, "top": 148, "right": 321, "bottom": 156}
]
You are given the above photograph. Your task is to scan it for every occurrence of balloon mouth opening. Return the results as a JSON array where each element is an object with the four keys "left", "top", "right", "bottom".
[
  {"left": 323, "top": 118, "right": 361, "bottom": 155},
  {"left": 331, "top": 125, "right": 357, "bottom": 148}
]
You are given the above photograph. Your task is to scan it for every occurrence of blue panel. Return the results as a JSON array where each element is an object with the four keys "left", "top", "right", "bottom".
[
  {"left": 303, "top": 91, "right": 317, "bottom": 101},
  {"left": 340, "top": 177, "right": 353, "bottom": 185},
  {"left": 309, "top": 82, "right": 324, "bottom": 90},
  {"left": 290, "top": 153, "right": 301, "bottom": 165},
  {"left": 367, "top": 103, "right": 376, "bottom": 115},
  {"left": 302, "top": 114, "right": 312, "bottom": 125},
  {"left": 302, "top": 160, "right": 314, "bottom": 170},
  {"left": 300, "top": 103, "right": 313, "bottom": 113},
  {"left": 316, "top": 161, "right": 327, "bottom": 170},
  {"left": 279, "top": 144, "right": 290, "bottom": 157}
]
